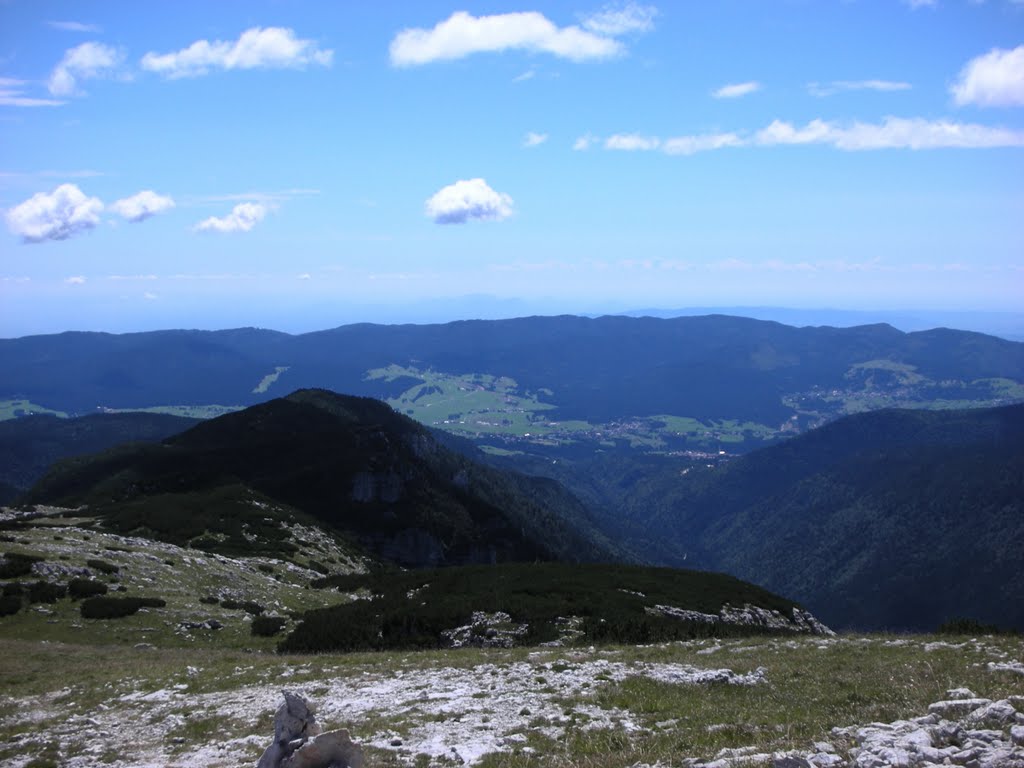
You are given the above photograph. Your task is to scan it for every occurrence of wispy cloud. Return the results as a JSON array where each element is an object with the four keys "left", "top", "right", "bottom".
[
  {"left": 47, "top": 21, "right": 102, "bottom": 33},
  {"left": 573, "top": 133, "right": 599, "bottom": 151},
  {"left": 111, "top": 190, "right": 176, "bottom": 222},
  {"left": 141, "top": 27, "right": 333, "bottom": 79},
  {"left": 712, "top": 81, "right": 760, "bottom": 99},
  {"left": 425, "top": 178, "right": 514, "bottom": 224},
  {"left": 580, "top": 3, "right": 658, "bottom": 36},
  {"left": 5, "top": 184, "right": 103, "bottom": 243},
  {"left": 904, "top": 0, "right": 937, "bottom": 8},
  {"left": 605, "top": 133, "right": 660, "bottom": 151},
  {"left": 194, "top": 202, "right": 268, "bottom": 233},
  {"left": 951, "top": 45, "right": 1024, "bottom": 107},
  {"left": 389, "top": 10, "right": 633, "bottom": 67},
  {"left": 0, "top": 78, "right": 65, "bottom": 107},
  {"left": 596, "top": 117, "right": 1024, "bottom": 155},
  {"left": 523, "top": 131, "right": 549, "bottom": 147},
  {"left": 807, "top": 80, "right": 911, "bottom": 97},
  {"left": 48, "top": 42, "right": 123, "bottom": 96},
  {"left": 64, "top": 275, "right": 86, "bottom": 284}
]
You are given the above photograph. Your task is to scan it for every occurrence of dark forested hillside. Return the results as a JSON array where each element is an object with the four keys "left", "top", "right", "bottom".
[
  {"left": 0, "top": 412, "right": 199, "bottom": 497},
  {"left": 526, "top": 404, "right": 1024, "bottom": 631},
  {"left": 22, "top": 390, "right": 617, "bottom": 568}
]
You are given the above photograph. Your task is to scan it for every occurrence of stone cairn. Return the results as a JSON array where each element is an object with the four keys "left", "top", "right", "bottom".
[{"left": 256, "top": 691, "right": 363, "bottom": 768}]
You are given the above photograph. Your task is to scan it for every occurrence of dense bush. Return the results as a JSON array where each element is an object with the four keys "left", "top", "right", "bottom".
[
  {"left": 68, "top": 578, "right": 108, "bottom": 600},
  {"left": 80, "top": 596, "right": 166, "bottom": 619},
  {"left": 199, "top": 596, "right": 220, "bottom": 605},
  {"left": 936, "top": 617, "right": 1018, "bottom": 636},
  {"left": 0, "top": 595, "right": 22, "bottom": 616},
  {"left": 28, "top": 581, "right": 66, "bottom": 603},
  {"left": 2, "top": 582, "right": 25, "bottom": 597},
  {"left": 0, "top": 552, "right": 43, "bottom": 578},
  {"left": 281, "top": 562, "right": 800, "bottom": 653},
  {"left": 251, "top": 615, "right": 287, "bottom": 637},
  {"left": 86, "top": 558, "right": 119, "bottom": 575},
  {"left": 221, "top": 599, "right": 264, "bottom": 615}
]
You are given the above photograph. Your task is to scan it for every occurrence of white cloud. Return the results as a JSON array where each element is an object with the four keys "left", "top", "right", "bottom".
[
  {"left": 594, "top": 117, "right": 1024, "bottom": 155},
  {"left": 951, "top": 45, "right": 1024, "bottom": 107},
  {"left": 605, "top": 133, "right": 660, "bottom": 150},
  {"left": 5, "top": 184, "right": 103, "bottom": 243},
  {"left": 513, "top": 69, "right": 536, "bottom": 83},
  {"left": 425, "top": 178, "right": 514, "bottom": 224},
  {"left": 663, "top": 132, "right": 744, "bottom": 155},
  {"left": 389, "top": 11, "right": 623, "bottom": 66},
  {"left": 756, "top": 117, "right": 1024, "bottom": 150},
  {"left": 143, "top": 291, "right": 158, "bottom": 300},
  {"left": 111, "top": 190, "right": 175, "bottom": 222},
  {"left": 807, "top": 80, "right": 911, "bottom": 97},
  {"left": 195, "top": 202, "right": 267, "bottom": 233},
  {"left": 573, "top": 133, "right": 599, "bottom": 150},
  {"left": 48, "top": 42, "right": 122, "bottom": 96},
  {"left": 141, "top": 27, "right": 333, "bottom": 79},
  {"left": 64, "top": 275, "right": 86, "bottom": 285},
  {"left": 523, "top": 131, "right": 548, "bottom": 147},
  {"left": 0, "top": 78, "right": 65, "bottom": 107},
  {"left": 904, "top": 0, "right": 937, "bottom": 7},
  {"left": 712, "top": 81, "right": 760, "bottom": 99},
  {"left": 580, "top": 3, "right": 658, "bottom": 36},
  {"left": 47, "top": 21, "right": 102, "bottom": 33}
]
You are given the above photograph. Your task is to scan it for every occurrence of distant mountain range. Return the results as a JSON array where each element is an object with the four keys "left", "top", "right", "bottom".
[{"left": 2, "top": 315, "right": 1021, "bottom": 459}]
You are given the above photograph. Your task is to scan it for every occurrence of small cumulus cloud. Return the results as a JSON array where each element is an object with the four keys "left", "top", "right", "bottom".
[
  {"left": 297, "top": 273, "right": 312, "bottom": 280},
  {"left": 5, "top": 184, "right": 103, "bottom": 243},
  {"left": 904, "top": 0, "right": 937, "bottom": 7},
  {"left": 425, "top": 178, "right": 514, "bottom": 224},
  {"left": 580, "top": 3, "right": 658, "bottom": 36},
  {"left": 389, "top": 10, "right": 626, "bottom": 67},
  {"left": 143, "top": 291, "right": 158, "bottom": 300},
  {"left": 951, "top": 45, "right": 1024, "bottom": 107},
  {"left": 0, "top": 78, "right": 65, "bottom": 107},
  {"left": 64, "top": 275, "right": 86, "bottom": 285},
  {"left": 141, "top": 27, "right": 333, "bottom": 79},
  {"left": 513, "top": 69, "right": 536, "bottom": 83},
  {"left": 111, "top": 190, "right": 175, "bottom": 222},
  {"left": 195, "top": 202, "right": 268, "bottom": 233},
  {"left": 523, "top": 131, "right": 548, "bottom": 147},
  {"left": 48, "top": 41, "right": 123, "bottom": 96},
  {"left": 712, "top": 81, "right": 760, "bottom": 99}
]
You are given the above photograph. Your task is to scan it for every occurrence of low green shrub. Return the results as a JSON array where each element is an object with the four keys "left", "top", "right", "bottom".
[
  {"left": 0, "top": 594, "right": 22, "bottom": 616},
  {"left": 68, "top": 578, "right": 108, "bottom": 600},
  {"left": 199, "top": 596, "right": 220, "bottom": 605},
  {"left": 251, "top": 615, "right": 287, "bottom": 637},
  {"left": 0, "top": 552, "right": 43, "bottom": 578},
  {"left": 80, "top": 596, "right": 165, "bottom": 619},
  {"left": 221, "top": 599, "right": 264, "bottom": 615},
  {"left": 87, "top": 558, "right": 119, "bottom": 575},
  {"left": 27, "top": 581, "right": 66, "bottom": 604}
]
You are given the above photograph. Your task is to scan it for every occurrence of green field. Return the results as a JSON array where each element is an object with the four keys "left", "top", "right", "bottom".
[
  {"left": 0, "top": 399, "right": 67, "bottom": 421},
  {"left": 98, "top": 404, "right": 244, "bottom": 419}
]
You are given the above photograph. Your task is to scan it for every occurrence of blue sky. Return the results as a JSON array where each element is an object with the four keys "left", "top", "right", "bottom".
[{"left": 1, "top": 0, "right": 1022, "bottom": 336}]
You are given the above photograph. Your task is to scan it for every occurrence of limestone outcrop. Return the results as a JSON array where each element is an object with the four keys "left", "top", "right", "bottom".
[{"left": 256, "top": 691, "right": 363, "bottom": 768}]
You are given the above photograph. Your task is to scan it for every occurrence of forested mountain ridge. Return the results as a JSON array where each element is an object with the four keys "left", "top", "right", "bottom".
[
  {"left": 535, "top": 403, "right": 1024, "bottom": 631},
  {"left": 20, "top": 389, "right": 617, "bottom": 568},
  {"left": 2, "top": 316, "right": 1021, "bottom": 458}
]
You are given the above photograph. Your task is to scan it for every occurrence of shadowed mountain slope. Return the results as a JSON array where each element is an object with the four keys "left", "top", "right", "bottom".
[{"left": 22, "top": 390, "right": 617, "bottom": 568}]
